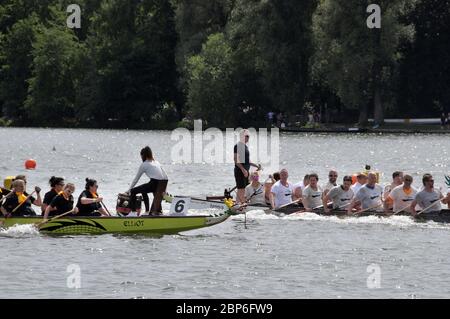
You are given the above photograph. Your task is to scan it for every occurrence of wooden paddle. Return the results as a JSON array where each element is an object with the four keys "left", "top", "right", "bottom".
[
  {"left": 393, "top": 203, "right": 413, "bottom": 215},
  {"left": 352, "top": 202, "right": 383, "bottom": 216},
  {"left": 35, "top": 209, "right": 75, "bottom": 229},
  {"left": 266, "top": 198, "right": 302, "bottom": 213},
  {"left": 416, "top": 201, "right": 441, "bottom": 216},
  {"left": 12, "top": 190, "right": 36, "bottom": 214},
  {"left": 100, "top": 201, "right": 112, "bottom": 216}
]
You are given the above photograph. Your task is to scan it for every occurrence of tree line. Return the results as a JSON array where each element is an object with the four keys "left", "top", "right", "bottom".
[{"left": 0, "top": 0, "right": 449, "bottom": 129}]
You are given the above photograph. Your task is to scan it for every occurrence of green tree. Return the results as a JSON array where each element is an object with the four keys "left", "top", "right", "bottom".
[
  {"left": 81, "top": 0, "right": 179, "bottom": 128},
  {"left": 25, "top": 7, "right": 87, "bottom": 126},
  {"left": 311, "top": 0, "right": 415, "bottom": 125},
  {"left": 186, "top": 33, "right": 235, "bottom": 127}
]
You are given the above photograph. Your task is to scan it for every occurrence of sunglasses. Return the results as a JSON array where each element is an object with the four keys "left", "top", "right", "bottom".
[
  {"left": 404, "top": 179, "right": 412, "bottom": 182},
  {"left": 329, "top": 175, "right": 337, "bottom": 177}
]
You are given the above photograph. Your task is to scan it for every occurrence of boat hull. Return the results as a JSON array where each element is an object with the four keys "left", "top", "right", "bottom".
[{"left": 0, "top": 212, "right": 231, "bottom": 235}]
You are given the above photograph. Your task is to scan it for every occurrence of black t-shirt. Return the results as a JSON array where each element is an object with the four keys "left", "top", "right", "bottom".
[
  {"left": 0, "top": 188, "right": 11, "bottom": 200},
  {"left": 49, "top": 193, "right": 74, "bottom": 217},
  {"left": 2, "top": 192, "right": 36, "bottom": 216},
  {"left": 76, "top": 190, "right": 101, "bottom": 216},
  {"left": 234, "top": 142, "right": 250, "bottom": 171},
  {"left": 43, "top": 189, "right": 58, "bottom": 206}
]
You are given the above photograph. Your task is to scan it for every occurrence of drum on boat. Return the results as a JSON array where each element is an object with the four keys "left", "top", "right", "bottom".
[{"left": 116, "top": 193, "right": 142, "bottom": 215}]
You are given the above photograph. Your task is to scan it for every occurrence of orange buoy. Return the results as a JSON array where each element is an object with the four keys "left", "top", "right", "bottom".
[{"left": 25, "top": 159, "right": 37, "bottom": 170}]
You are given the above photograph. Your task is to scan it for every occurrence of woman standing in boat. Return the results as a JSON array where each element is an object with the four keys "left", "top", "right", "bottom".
[
  {"left": 44, "top": 183, "right": 78, "bottom": 219},
  {"left": 76, "top": 178, "right": 109, "bottom": 216},
  {"left": 41, "top": 176, "right": 65, "bottom": 214},
  {"left": 128, "top": 146, "right": 168, "bottom": 215}
]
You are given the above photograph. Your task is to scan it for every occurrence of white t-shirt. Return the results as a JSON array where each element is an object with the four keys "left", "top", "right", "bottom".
[
  {"left": 354, "top": 184, "right": 383, "bottom": 210},
  {"left": 293, "top": 181, "right": 305, "bottom": 191},
  {"left": 388, "top": 185, "right": 418, "bottom": 213},
  {"left": 302, "top": 185, "right": 323, "bottom": 209},
  {"left": 351, "top": 182, "right": 364, "bottom": 195},
  {"left": 327, "top": 185, "right": 354, "bottom": 209},
  {"left": 271, "top": 181, "right": 294, "bottom": 208},
  {"left": 415, "top": 189, "right": 443, "bottom": 212},
  {"left": 245, "top": 183, "right": 265, "bottom": 205},
  {"left": 323, "top": 182, "right": 337, "bottom": 193},
  {"left": 130, "top": 160, "right": 168, "bottom": 189}
]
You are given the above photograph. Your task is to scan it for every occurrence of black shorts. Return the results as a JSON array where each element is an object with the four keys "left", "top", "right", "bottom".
[{"left": 234, "top": 167, "right": 249, "bottom": 189}]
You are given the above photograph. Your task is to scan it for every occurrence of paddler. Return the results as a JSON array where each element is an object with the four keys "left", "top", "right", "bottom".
[
  {"left": 43, "top": 183, "right": 78, "bottom": 219},
  {"left": 234, "top": 129, "right": 261, "bottom": 204},
  {"left": 76, "top": 178, "right": 109, "bottom": 216},
  {"left": 410, "top": 174, "right": 448, "bottom": 215},
  {"left": 42, "top": 176, "right": 65, "bottom": 214},
  {"left": 323, "top": 170, "right": 338, "bottom": 197},
  {"left": 270, "top": 169, "right": 294, "bottom": 209},
  {"left": 245, "top": 171, "right": 265, "bottom": 205},
  {"left": 323, "top": 175, "right": 354, "bottom": 213},
  {"left": 388, "top": 174, "right": 417, "bottom": 214},
  {"left": 128, "top": 146, "right": 169, "bottom": 215},
  {"left": 302, "top": 173, "right": 323, "bottom": 211},
  {"left": 351, "top": 172, "right": 368, "bottom": 195},
  {"left": 348, "top": 172, "right": 383, "bottom": 213},
  {"left": 264, "top": 172, "right": 280, "bottom": 205},
  {"left": 293, "top": 174, "right": 310, "bottom": 201},
  {"left": 383, "top": 171, "right": 403, "bottom": 211},
  {"left": 1, "top": 179, "right": 42, "bottom": 217}
]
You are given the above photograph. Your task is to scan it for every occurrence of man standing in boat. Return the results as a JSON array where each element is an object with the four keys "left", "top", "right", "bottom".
[
  {"left": 128, "top": 146, "right": 168, "bottom": 215},
  {"left": 234, "top": 129, "right": 261, "bottom": 204},
  {"left": 410, "top": 174, "right": 448, "bottom": 215},
  {"left": 348, "top": 172, "right": 383, "bottom": 213}
]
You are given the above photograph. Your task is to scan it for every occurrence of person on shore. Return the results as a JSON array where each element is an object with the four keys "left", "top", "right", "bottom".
[
  {"left": 351, "top": 172, "right": 368, "bottom": 195},
  {"left": 234, "top": 129, "right": 261, "bottom": 204},
  {"left": 323, "top": 176, "right": 354, "bottom": 213},
  {"left": 302, "top": 173, "right": 323, "bottom": 211},
  {"left": 410, "top": 174, "right": 448, "bottom": 215},
  {"left": 264, "top": 172, "right": 280, "bottom": 205},
  {"left": 270, "top": 169, "right": 294, "bottom": 209},
  {"left": 245, "top": 171, "right": 265, "bottom": 205},
  {"left": 76, "top": 178, "right": 108, "bottom": 217},
  {"left": 128, "top": 146, "right": 169, "bottom": 215},
  {"left": 388, "top": 174, "right": 417, "bottom": 214},
  {"left": 323, "top": 170, "right": 338, "bottom": 197},
  {"left": 42, "top": 176, "right": 65, "bottom": 214},
  {"left": 348, "top": 172, "right": 383, "bottom": 213},
  {"left": 441, "top": 112, "right": 447, "bottom": 129},
  {"left": 383, "top": 171, "right": 404, "bottom": 211},
  {"left": 1, "top": 179, "right": 42, "bottom": 217},
  {"left": 293, "top": 174, "right": 310, "bottom": 201},
  {"left": 43, "top": 183, "right": 78, "bottom": 219}
]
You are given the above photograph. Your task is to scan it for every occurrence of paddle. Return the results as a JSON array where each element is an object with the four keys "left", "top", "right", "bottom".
[
  {"left": 35, "top": 209, "right": 74, "bottom": 229},
  {"left": 100, "top": 201, "right": 112, "bottom": 216},
  {"left": 12, "top": 190, "right": 36, "bottom": 214},
  {"left": 393, "top": 203, "right": 413, "bottom": 215},
  {"left": 352, "top": 202, "right": 383, "bottom": 216},
  {"left": 416, "top": 201, "right": 441, "bottom": 216},
  {"left": 265, "top": 198, "right": 302, "bottom": 213}
]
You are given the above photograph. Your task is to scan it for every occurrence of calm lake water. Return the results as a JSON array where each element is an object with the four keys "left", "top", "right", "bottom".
[{"left": 1, "top": 127, "right": 450, "bottom": 299}]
